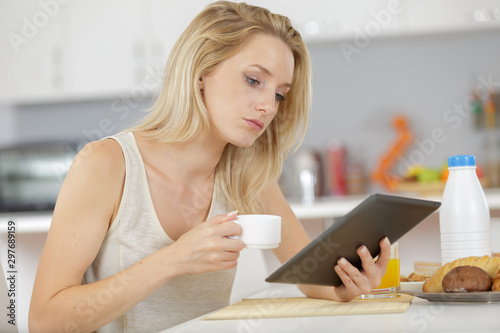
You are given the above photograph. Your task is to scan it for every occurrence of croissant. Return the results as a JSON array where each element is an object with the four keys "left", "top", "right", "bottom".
[
  {"left": 423, "top": 256, "right": 500, "bottom": 292},
  {"left": 493, "top": 267, "right": 500, "bottom": 292}
]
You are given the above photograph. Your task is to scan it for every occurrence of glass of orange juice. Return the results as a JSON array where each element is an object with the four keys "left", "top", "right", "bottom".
[{"left": 360, "top": 242, "right": 400, "bottom": 299}]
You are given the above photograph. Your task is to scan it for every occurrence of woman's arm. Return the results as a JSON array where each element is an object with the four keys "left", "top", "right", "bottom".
[
  {"left": 29, "top": 140, "right": 244, "bottom": 333},
  {"left": 261, "top": 182, "right": 391, "bottom": 302}
]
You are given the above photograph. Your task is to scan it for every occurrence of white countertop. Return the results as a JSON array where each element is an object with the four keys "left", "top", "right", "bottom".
[
  {"left": 0, "top": 211, "right": 52, "bottom": 233},
  {"left": 290, "top": 188, "right": 500, "bottom": 220},
  {"left": 160, "top": 283, "right": 500, "bottom": 333},
  {"left": 4, "top": 188, "right": 500, "bottom": 233}
]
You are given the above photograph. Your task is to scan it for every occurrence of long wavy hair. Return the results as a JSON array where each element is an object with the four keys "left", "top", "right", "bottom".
[{"left": 130, "top": 1, "right": 311, "bottom": 213}]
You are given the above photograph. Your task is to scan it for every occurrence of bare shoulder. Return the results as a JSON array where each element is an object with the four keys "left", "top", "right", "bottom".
[
  {"left": 53, "top": 138, "right": 125, "bottom": 224},
  {"left": 71, "top": 138, "right": 124, "bottom": 175},
  {"left": 260, "top": 181, "right": 281, "bottom": 198},
  {"left": 66, "top": 137, "right": 125, "bottom": 195},
  {"left": 260, "top": 181, "right": 289, "bottom": 212}
]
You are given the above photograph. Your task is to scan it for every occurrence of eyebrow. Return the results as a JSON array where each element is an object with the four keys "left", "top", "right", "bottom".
[{"left": 250, "top": 64, "right": 292, "bottom": 88}]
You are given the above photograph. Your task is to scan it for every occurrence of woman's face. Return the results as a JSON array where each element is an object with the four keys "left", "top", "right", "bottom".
[{"left": 200, "top": 33, "right": 294, "bottom": 148}]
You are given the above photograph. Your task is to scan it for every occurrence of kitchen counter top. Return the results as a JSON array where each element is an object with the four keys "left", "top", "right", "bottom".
[
  {"left": 0, "top": 211, "right": 52, "bottom": 233},
  {"left": 290, "top": 188, "right": 500, "bottom": 220},
  {"left": 4, "top": 188, "right": 500, "bottom": 233},
  {"left": 160, "top": 283, "right": 500, "bottom": 333}
]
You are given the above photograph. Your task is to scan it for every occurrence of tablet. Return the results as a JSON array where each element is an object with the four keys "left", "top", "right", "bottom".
[{"left": 265, "top": 193, "right": 440, "bottom": 286}]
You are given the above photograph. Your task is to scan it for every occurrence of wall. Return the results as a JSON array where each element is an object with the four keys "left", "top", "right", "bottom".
[
  {"left": 4, "top": 29, "right": 500, "bottom": 193},
  {"left": 0, "top": 106, "right": 17, "bottom": 146},
  {"left": 304, "top": 29, "right": 500, "bottom": 187},
  {"left": 13, "top": 99, "right": 149, "bottom": 144}
]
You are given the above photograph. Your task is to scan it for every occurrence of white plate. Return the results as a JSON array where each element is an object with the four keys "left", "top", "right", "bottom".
[{"left": 400, "top": 290, "right": 500, "bottom": 303}]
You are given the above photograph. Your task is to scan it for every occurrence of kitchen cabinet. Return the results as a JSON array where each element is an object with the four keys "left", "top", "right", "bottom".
[
  {"left": 0, "top": 0, "right": 70, "bottom": 103},
  {"left": 1, "top": 0, "right": 499, "bottom": 105},
  {"left": 141, "top": 0, "right": 213, "bottom": 93},
  {"left": 0, "top": 0, "right": 210, "bottom": 105},
  {"left": 67, "top": 0, "right": 143, "bottom": 98},
  {"left": 0, "top": 0, "right": 145, "bottom": 103}
]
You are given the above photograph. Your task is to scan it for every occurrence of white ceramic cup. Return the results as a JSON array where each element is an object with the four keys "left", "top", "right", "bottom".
[{"left": 231, "top": 214, "right": 281, "bottom": 249}]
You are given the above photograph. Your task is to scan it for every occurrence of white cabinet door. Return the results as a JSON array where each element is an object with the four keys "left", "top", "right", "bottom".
[
  {"left": 67, "top": 0, "right": 143, "bottom": 97},
  {"left": 141, "top": 0, "right": 212, "bottom": 94},
  {"left": 406, "top": 0, "right": 500, "bottom": 35},
  {"left": 0, "top": 0, "right": 70, "bottom": 104}
]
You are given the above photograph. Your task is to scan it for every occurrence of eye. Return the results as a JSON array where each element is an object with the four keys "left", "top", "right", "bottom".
[
  {"left": 245, "top": 75, "right": 260, "bottom": 86},
  {"left": 275, "top": 93, "right": 286, "bottom": 102}
]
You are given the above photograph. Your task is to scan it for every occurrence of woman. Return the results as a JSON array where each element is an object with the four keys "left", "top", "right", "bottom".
[{"left": 29, "top": 1, "right": 391, "bottom": 332}]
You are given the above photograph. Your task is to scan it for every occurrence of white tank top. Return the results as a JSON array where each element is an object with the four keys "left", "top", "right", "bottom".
[{"left": 83, "top": 132, "right": 236, "bottom": 333}]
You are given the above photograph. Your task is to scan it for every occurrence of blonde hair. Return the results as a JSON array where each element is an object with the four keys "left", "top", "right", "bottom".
[{"left": 131, "top": 1, "right": 311, "bottom": 213}]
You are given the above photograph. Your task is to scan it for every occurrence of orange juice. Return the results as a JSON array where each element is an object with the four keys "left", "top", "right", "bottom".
[
  {"left": 361, "top": 243, "right": 400, "bottom": 299},
  {"left": 376, "top": 258, "right": 400, "bottom": 290}
]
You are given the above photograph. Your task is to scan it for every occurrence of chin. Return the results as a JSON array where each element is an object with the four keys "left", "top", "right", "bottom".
[
  {"left": 225, "top": 128, "right": 266, "bottom": 148},
  {"left": 230, "top": 136, "right": 259, "bottom": 148},
  {"left": 232, "top": 141, "right": 255, "bottom": 148}
]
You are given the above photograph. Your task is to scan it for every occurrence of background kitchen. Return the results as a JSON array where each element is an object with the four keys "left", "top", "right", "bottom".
[{"left": 1, "top": 0, "right": 500, "bottom": 331}]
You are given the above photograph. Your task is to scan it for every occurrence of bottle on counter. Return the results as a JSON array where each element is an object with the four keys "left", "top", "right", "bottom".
[
  {"left": 325, "top": 139, "right": 347, "bottom": 196},
  {"left": 471, "top": 91, "right": 483, "bottom": 129},
  {"left": 484, "top": 90, "right": 498, "bottom": 130},
  {"left": 440, "top": 155, "right": 491, "bottom": 265},
  {"left": 484, "top": 131, "right": 500, "bottom": 188},
  {"left": 345, "top": 145, "right": 366, "bottom": 195}
]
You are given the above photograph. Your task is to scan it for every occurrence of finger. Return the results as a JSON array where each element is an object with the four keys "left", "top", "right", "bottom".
[
  {"left": 337, "top": 257, "right": 373, "bottom": 294},
  {"left": 358, "top": 245, "right": 377, "bottom": 277},
  {"left": 218, "top": 259, "right": 239, "bottom": 270},
  {"left": 375, "top": 237, "right": 391, "bottom": 271},
  {"left": 203, "top": 245, "right": 240, "bottom": 265},
  {"left": 206, "top": 211, "right": 238, "bottom": 224},
  {"left": 334, "top": 261, "right": 360, "bottom": 294},
  {"left": 206, "top": 251, "right": 240, "bottom": 271},
  {"left": 221, "top": 250, "right": 241, "bottom": 261},
  {"left": 336, "top": 257, "right": 363, "bottom": 280},
  {"left": 222, "top": 237, "right": 245, "bottom": 252},
  {"left": 218, "top": 221, "right": 243, "bottom": 238},
  {"left": 336, "top": 258, "right": 364, "bottom": 285},
  {"left": 218, "top": 249, "right": 242, "bottom": 270}
]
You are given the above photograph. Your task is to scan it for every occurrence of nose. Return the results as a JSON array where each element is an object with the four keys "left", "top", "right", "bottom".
[{"left": 256, "top": 91, "right": 277, "bottom": 114}]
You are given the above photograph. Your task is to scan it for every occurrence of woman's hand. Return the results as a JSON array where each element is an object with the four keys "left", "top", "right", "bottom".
[
  {"left": 331, "top": 237, "right": 392, "bottom": 302},
  {"left": 168, "top": 211, "right": 245, "bottom": 276}
]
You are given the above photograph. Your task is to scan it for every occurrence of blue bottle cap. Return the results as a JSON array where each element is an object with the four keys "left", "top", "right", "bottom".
[{"left": 448, "top": 155, "right": 476, "bottom": 167}]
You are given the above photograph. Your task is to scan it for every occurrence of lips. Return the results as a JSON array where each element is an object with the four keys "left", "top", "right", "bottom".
[{"left": 244, "top": 119, "right": 264, "bottom": 131}]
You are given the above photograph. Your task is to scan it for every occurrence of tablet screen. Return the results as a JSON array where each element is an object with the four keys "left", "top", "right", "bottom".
[{"left": 265, "top": 194, "right": 440, "bottom": 286}]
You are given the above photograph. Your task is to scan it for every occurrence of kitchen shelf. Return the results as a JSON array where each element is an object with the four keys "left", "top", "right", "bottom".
[{"left": 4, "top": 188, "right": 500, "bottom": 234}]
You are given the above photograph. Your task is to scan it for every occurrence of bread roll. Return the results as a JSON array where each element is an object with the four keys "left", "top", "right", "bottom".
[
  {"left": 423, "top": 256, "right": 500, "bottom": 293},
  {"left": 442, "top": 266, "right": 492, "bottom": 292}
]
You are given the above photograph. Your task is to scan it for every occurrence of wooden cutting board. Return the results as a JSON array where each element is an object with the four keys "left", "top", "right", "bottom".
[{"left": 203, "top": 294, "right": 413, "bottom": 320}]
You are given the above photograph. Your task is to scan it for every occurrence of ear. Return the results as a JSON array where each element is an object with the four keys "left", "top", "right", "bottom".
[{"left": 198, "top": 76, "right": 204, "bottom": 93}]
